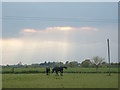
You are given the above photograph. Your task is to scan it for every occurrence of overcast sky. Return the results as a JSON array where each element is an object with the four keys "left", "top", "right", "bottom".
[
  {"left": 2, "top": 2, "right": 118, "bottom": 65},
  {"left": 2, "top": 0, "right": 119, "bottom": 2}
]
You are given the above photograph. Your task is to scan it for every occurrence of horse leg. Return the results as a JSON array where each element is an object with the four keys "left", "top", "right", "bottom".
[
  {"left": 48, "top": 71, "right": 49, "bottom": 75},
  {"left": 60, "top": 72, "right": 63, "bottom": 76},
  {"left": 56, "top": 71, "right": 59, "bottom": 76},
  {"left": 49, "top": 70, "right": 50, "bottom": 75},
  {"left": 60, "top": 71, "right": 63, "bottom": 76},
  {"left": 46, "top": 72, "right": 48, "bottom": 75}
]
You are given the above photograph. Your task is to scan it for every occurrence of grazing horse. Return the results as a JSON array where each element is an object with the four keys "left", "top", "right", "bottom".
[
  {"left": 46, "top": 66, "right": 50, "bottom": 75},
  {"left": 52, "top": 66, "right": 67, "bottom": 76}
]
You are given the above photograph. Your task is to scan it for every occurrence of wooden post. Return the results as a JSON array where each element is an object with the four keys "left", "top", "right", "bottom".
[{"left": 107, "top": 39, "right": 111, "bottom": 76}]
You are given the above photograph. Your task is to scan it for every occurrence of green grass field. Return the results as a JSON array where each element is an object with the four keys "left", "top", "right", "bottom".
[
  {"left": 2, "top": 67, "right": 119, "bottom": 73},
  {"left": 2, "top": 73, "right": 118, "bottom": 88}
]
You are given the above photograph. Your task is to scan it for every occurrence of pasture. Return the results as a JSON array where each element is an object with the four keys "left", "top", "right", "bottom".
[
  {"left": 2, "top": 67, "right": 119, "bottom": 73},
  {"left": 2, "top": 73, "right": 118, "bottom": 88}
]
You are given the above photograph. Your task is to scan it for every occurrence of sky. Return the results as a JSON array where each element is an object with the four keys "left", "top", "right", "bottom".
[
  {"left": 1, "top": 0, "right": 119, "bottom": 2},
  {"left": 1, "top": 2, "right": 118, "bottom": 65}
]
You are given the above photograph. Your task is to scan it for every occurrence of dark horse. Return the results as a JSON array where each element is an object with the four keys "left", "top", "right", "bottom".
[
  {"left": 52, "top": 66, "right": 67, "bottom": 76},
  {"left": 46, "top": 66, "right": 50, "bottom": 75}
]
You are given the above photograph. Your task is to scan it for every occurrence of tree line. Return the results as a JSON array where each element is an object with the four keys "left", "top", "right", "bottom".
[{"left": 2, "top": 56, "right": 119, "bottom": 69}]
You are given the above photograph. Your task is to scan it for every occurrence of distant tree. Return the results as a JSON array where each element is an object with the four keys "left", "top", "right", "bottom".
[
  {"left": 65, "top": 61, "right": 69, "bottom": 64},
  {"left": 31, "top": 64, "right": 40, "bottom": 68},
  {"left": 17, "top": 62, "right": 22, "bottom": 67},
  {"left": 110, "top": 62, "right": 119, "bottom": 68},
  {"left": 59, "top": 62, "right": 64, "bottom": 66},
  {"left": 44, "top": 61, "right": 46, "bottom": 63},
  {"left": 25, "top": 64, "right": 28, "bottom": 68},
  {"left": 6, "top": 64, "right": 10, "bottom": 67},
  {"left": 81, "top": 59, "right": 92, "bottom": 67},
  {"left": 48, "top": 62, "right": 51, "bottom": 66},
  {"left": 65, "top": 61, "right": 69, "bottom": 67},
  {"left": 118, "top": 62, "right": 120, "bottom": 65},
  {"left": 54, "top": 62, "right": 64, "bottom": 67},
  {"left": 102, "top": 61, "right": 107, "bottom": 65},
  {"left": 68, "top": 61, "right": 78, "bottom": 67},
  {"left": 92, "top": 56, "right": 105, "bottom": 72},
  {"left": 100, "top": 61, "right": 107, "bottom": 68}
]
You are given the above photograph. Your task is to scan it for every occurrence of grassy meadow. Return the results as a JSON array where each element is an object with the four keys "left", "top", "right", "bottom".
[
  {"left": 2, "top": 73, "right": 118, "bottom": 88},
  {"left": 2, "top": 67, "right": 119, "bottom": 73},
  {"left": 2, "top": 67, "right": 119, "bottom": 88}
]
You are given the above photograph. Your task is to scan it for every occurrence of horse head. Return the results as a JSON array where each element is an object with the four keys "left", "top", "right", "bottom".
[{"left": 63, "top": 66, "right": 67, "bottom": 69}]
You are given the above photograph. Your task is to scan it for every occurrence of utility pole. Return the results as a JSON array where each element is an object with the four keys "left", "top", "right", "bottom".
[{"left": 107, "top": 39, "right": 111, "bottom": 76}]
